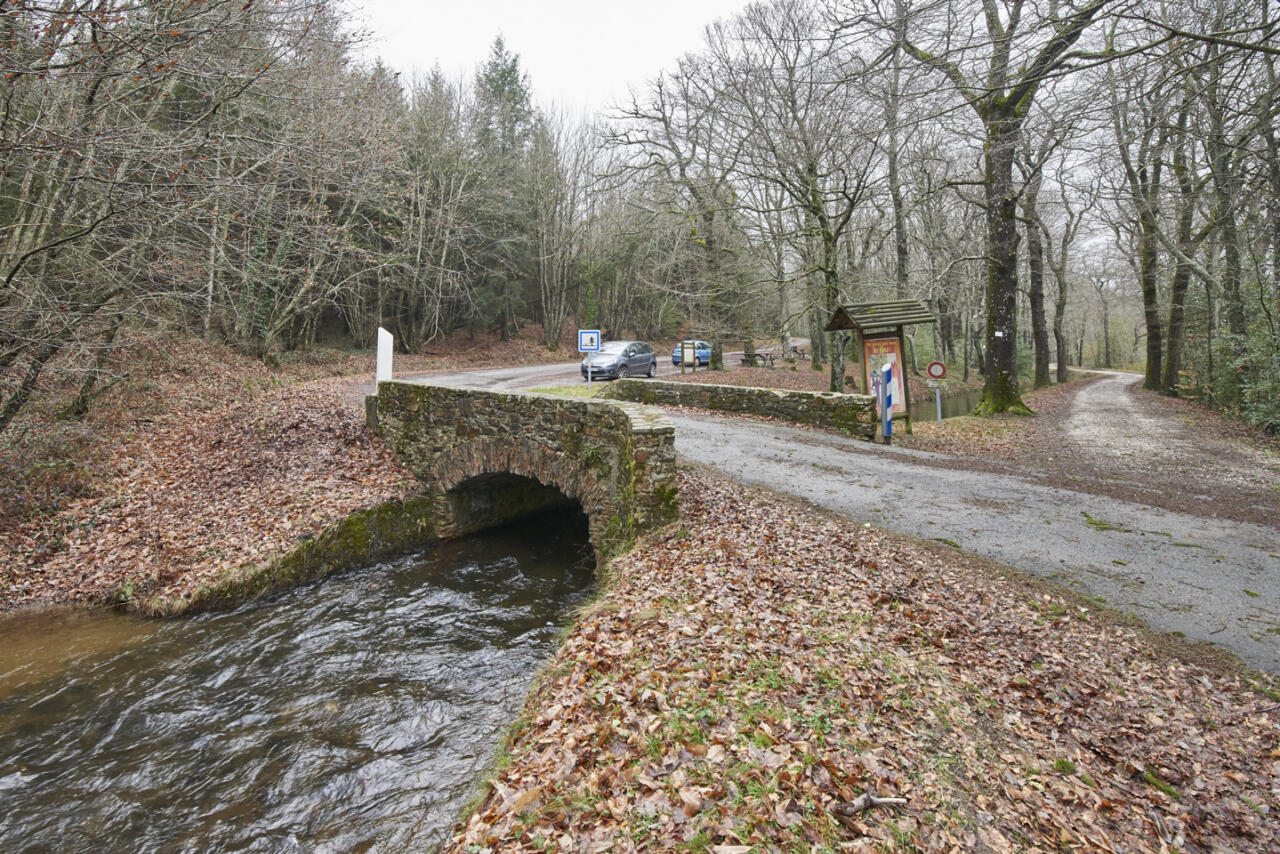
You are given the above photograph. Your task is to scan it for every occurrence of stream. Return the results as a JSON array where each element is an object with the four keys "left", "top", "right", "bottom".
[{"left": 0, "top": 509, "right": 595, "bottom": 853}]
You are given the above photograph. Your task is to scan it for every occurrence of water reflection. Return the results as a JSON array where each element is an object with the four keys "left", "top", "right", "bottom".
[{"left": 0, "top": 509, "right": 594, "bottom": 853}]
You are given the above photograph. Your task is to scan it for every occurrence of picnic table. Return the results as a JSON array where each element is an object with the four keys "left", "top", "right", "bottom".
[{"left": 740, "top": 351, "right": 777, "bottom": 367}]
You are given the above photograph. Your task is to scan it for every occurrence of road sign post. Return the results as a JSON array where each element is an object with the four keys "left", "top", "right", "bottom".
[
  {"left": 927, "top": 379, "right": 942, "bottom": 423},
  {"left": 881, "top": 363, "right": 893, "bottom": 444},
  {"left": 579, "top": 329, "right": 600, "bottom": 388},
  {"left": 925, "top": 362, "right": 946, "bottom": 424}
]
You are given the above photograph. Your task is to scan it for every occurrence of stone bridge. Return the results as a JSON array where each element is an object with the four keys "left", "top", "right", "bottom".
[{"left": 369, "top": 382, "right": 678, "bottom": 558}]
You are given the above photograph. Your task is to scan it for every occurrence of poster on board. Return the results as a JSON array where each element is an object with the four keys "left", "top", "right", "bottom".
[{"left": 862, "top": 336, "right": 906, "bottom": 415}]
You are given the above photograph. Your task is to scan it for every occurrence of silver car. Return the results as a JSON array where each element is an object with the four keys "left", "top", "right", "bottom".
[{"left": 581, "top": 340, "right": 658, "bottom": 380}]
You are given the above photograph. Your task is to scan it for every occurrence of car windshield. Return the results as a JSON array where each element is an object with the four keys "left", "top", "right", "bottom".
[{"left": 598, "top": 342, "right": 627, "bottom": 354}]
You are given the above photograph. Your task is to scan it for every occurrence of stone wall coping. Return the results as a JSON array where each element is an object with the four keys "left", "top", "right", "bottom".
[
  {"left": 599, "top": 377, "right": 877, "bottom": 441},
  {"left": 390, "top": 381, "right": 676, "bottom": 435},
  {"left": 608, "top": 378, "right": 875, "bottom": 405}
]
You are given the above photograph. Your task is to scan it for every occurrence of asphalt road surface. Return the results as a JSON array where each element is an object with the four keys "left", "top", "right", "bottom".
[
  {"left": 403, "top": 357, "right": 710, "bottom": 391},
  {"left": 400, "top": 366, "right": 1280, "bottom": 674},
  {"left": 671, "top": 411, "right": 1280, "bottom": 674}
]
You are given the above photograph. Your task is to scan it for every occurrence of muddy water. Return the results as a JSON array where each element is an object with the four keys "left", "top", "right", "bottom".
[
  {"left": 924, "top": 387, "right": 984, "bottom": 420},
  {"left": 0, "top": 510, "right": 594, "bottom": 853}
]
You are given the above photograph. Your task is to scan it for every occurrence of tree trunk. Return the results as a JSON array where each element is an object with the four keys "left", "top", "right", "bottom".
[
  {"left": 1021, "top": 173, "right": 1051, "bottom": 389},
  {"left": 1137, "top": 211, "right": 1164, "bottom": 388},
  {"left": 979, "top": 118, "right": 1028, "bottom": 413},
  {"left": 1163, "top": 116, "right": 1196, "bottom": 395},
  {"left": 1053, "top": 280, "right": 1068, "bottom": 383}
]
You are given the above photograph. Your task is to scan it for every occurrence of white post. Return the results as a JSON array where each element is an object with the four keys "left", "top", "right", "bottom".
[{"left": 376, "top": 327, "right": 393, "bottom": 386}]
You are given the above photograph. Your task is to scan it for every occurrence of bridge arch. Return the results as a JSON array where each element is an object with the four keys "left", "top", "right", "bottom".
[{"left": 371, "top": 382, "right": 677, "bottom": 558}]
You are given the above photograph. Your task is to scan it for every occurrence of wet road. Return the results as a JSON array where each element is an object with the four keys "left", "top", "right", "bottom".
[
  {"left": 399, "top": 358, "right": 705, "bottom": 391},
  {"left": 672, "top": 411, "right": 1280, "bottom": 673},
  {"left": 387, "top": 365, "right": 1280, "bottom": 672}
]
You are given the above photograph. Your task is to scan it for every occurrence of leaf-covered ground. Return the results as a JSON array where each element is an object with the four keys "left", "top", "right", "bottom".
[
  {"left": 0, "top": 381, "right": 415, "bottom": 609},
  {"left": 0, "top": 326, "right": 581, "bottom": 607},
  {"left": 443, "top": 468, "right": 1280, "bottom": 854}
]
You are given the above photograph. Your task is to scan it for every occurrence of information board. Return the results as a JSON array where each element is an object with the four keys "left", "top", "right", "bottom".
[{"left": 862, "top": 336, "right": 906, "bottom": 415}]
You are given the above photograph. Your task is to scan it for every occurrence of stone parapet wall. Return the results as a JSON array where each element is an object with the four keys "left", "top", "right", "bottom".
[
  {"left": 373, "top": 382, "right": 677, "bottom": 557},
  {"left": 600, "top": 379, "right": 877, "bottom": 440}
]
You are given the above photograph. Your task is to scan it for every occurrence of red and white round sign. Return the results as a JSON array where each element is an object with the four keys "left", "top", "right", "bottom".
[{"left": 926, "top": 361, "right": 947, "bottom": 380}]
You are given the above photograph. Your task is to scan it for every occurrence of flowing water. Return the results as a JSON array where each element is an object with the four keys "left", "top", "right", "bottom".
[{"left": 0, "top": 510, "right": 595, "bottom": 853}]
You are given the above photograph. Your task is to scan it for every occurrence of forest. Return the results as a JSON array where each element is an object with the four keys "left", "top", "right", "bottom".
[{"left": 2, "top": 0, "right": 1278, "bottom": 429}]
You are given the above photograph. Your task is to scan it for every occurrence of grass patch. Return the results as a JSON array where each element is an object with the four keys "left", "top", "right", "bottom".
[
  {"left": 1250, "top": 681, "right": 1280, "bottom": 702},
  {"left": 934, "top": 538, "right": 961, "bottom": 549},
  {"left": 1082, "top": 512, "right": 1133, "bottom": 533},
  {"left": 1142, "top": 770, "right": 1180, "bottom": 800},
  {"left": 1245, "top": 589, "right": 1261, "bottom": 598},
  {"left": 528, "top": 383, "right": 603, "bottom": 399}
]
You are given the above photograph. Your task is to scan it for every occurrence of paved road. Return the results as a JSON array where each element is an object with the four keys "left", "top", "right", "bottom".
[
  {"left": 672, "top": 411, "right": 1280, "bottom": 673},
  {"left": 400, "top": 357, "right": 707, "bottom": 392},
  {"left": 396, "top": 364, "right": 1280, "bottom": 673}
]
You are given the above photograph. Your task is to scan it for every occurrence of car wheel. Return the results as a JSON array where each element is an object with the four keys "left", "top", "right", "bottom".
[
  {"left": 647, "top": 360, "right": 657, "bottom": 377},
  {"left": 617, "top": 364, "right": 629, "bottom": 379}
]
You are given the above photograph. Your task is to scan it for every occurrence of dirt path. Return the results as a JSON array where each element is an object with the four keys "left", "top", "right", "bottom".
[{"left": 1059, "top": 371, "right": 1280, "bottom": 522}]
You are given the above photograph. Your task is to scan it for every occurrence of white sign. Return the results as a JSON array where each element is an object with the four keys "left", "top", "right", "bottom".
[
  {"left": 578, "top": 329, "right": 601, "bottom": 352},
  {"left": 376, "top": 327, "right": 393, "bottom": 385}
]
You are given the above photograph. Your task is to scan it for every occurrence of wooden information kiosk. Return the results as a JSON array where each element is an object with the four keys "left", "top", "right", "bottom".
[{"left": 825, "top": 300, "right": 937, "bottom": 434}]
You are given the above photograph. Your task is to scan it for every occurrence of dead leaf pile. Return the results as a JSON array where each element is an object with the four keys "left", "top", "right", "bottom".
[
  {"left": 444, "top": 468, "right": 1280, "bottom": 853},
  {"left": 0, "top": 381, "right": 414, "bottom": 609}
]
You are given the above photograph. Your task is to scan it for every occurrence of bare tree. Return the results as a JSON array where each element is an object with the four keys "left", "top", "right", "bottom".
[{"left": 868, "top": 0, "right": 1114, "bottom": 412}]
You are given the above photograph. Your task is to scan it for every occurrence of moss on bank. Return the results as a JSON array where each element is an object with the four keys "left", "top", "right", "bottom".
[{"left": 137, "top": 493, "right": 439, "bottom": 616}]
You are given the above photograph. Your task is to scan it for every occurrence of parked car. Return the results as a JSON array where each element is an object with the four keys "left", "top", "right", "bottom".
[
  {"left": 671, "top": 339, "right": 712, "bottom": 366},
  {"left": 581, "top": 340, "right": 657, "bottom": 380}
]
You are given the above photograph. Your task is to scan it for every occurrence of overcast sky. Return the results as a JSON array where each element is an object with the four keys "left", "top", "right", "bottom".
[{"left": 351, "top": 0, "right": 753, "bottom": 115}]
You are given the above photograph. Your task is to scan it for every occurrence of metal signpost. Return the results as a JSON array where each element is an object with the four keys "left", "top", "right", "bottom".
[
  {"left": 881, "top": 363, "right": 893, "bottom": 443},
  {"left": 872, "top": 363, "right": 893, "bottom": 444},
  {"left": 579, "top": 329, "right": 600, "bottom": 388},
  {"left": 926, "top": 361, "right": 947, "bottom": 424}
]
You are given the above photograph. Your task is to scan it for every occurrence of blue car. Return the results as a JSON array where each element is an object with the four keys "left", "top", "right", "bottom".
[{"left": 671, "top": 339, "right": 711, "bottom": 366}]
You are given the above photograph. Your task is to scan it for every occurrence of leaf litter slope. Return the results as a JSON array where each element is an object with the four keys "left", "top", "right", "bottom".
[
  {"left": 0, "top": 381, "right": 414, "bottom": 609},
  {"left": 444, "top": 469, "right": 1280, "bottom": 853}
]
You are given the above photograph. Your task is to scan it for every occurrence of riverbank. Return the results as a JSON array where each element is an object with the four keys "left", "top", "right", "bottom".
[
  {"left": 443, "top": 467, "right": 1280, "bottom": 853},
  {"left": 0, "top": 330, "right": 575, "bottom": 611},
  {"left": 0, "top": 381, "right": 419, "bottom": 610}
]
